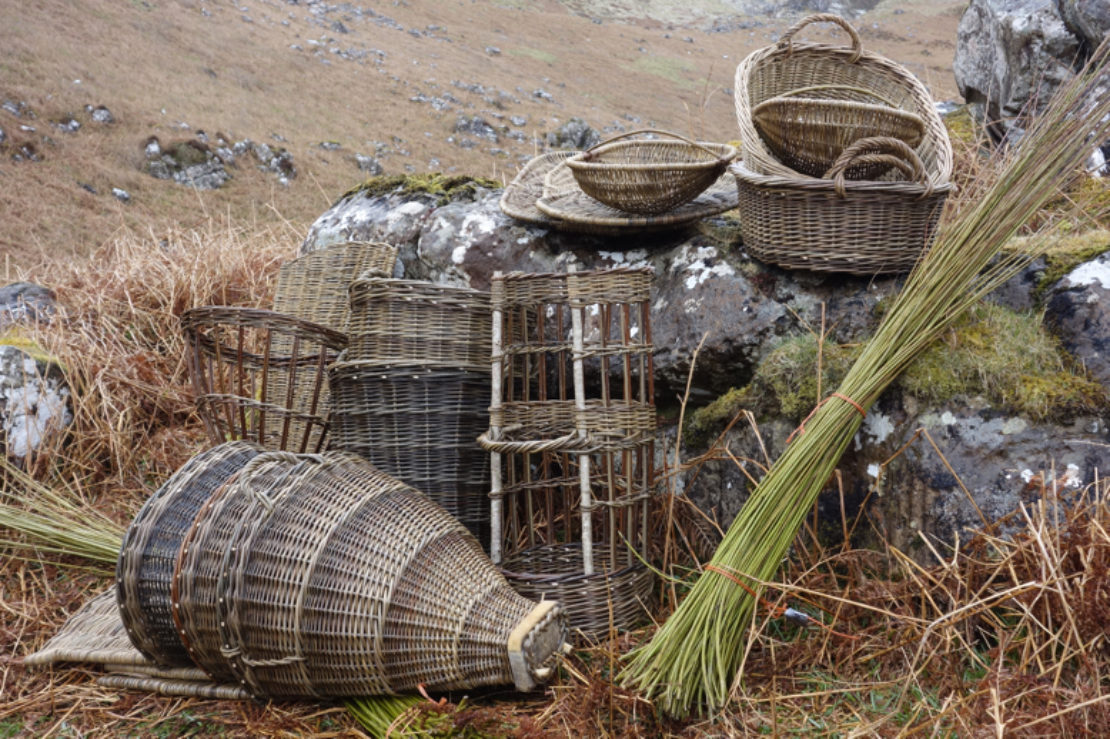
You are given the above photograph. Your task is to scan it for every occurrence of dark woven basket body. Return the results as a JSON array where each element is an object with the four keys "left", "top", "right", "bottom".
[
  {"left": 327, "top": 363, "right": 491, "bottom": 541},
  {"left": 566, "top": 130, "right": 736, "bottom": 214},
  {"left": 735, "top": 14, "right": 951, "bottom": 185},
  {"left": 173, "top": 451, "right": 566, "bottom": 697},
  {"left": 115, "top": 441, "right": 262, "bottom": 667},
  {"left": 480, "top": 268, "right": 656, "bottom": 639},
  {"left": 182, "top": 307, "right": 346, "bottom": 452}
]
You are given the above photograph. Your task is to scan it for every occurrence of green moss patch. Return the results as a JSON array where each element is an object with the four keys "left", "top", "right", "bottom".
[
  {"left": 338, "top": 173, "right": 502, "bottom": 206},
  {"left": 1034, "top": 227, "right": 1110, "bottom": 295}
]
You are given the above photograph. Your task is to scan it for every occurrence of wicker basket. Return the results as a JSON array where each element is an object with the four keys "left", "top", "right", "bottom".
[
  {"left": 565, "top": 130, "right": 736, "bottom": 214},
  {"left": 327, "top": 361, "right": 491, "bottom": 542},
  {"left": 735, "top": 14, "right": 951, "bottom": 184},
  {"left": 345, "top": 277, "right": 492, "bottom": 372},
  {"left": 272, "top": 241, "right": 398, "bottom": 331},
  {"left": 173, "top": 451, "right": 567, "bottom": 697},
  {"left": 751, "top": 84, "right": 926, "bottom": 179},
  {"left": 733, "top": 137, "right": 952, "bottom": 275},
  {"left": 182, "top": 307, "right": 346, "bottom": 452},
  {"left": 116, "top": 441, "right": 262, "bottom": 667}
]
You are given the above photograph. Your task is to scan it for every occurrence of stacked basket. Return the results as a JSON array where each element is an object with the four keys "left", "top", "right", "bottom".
[
  {"left": 116, "top": 447, "right": 568, "bottom": 696},
  {"left": 732, "top": 14, "right": 954, "bottom": 275},
  {"left": 327, "top": 277, "right": 493, "bottom": 544},
  {"left": 478, "top": 267, "right": 656, "bottom": 639}
]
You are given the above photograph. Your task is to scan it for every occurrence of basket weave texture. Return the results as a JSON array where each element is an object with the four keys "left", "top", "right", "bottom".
[
  {"left": 751, "top": 84, "right": 926, "bottom": 179},
  {"left": 735, "top": 14, "right": 951, "bottom": 185},
  {"left": 732, "top": 136, "right": 952, "bottom": 275},
  {"left": 172, "top": 451, "right": 566, "bottom": 696},
  {"left": 480, "top": 268, "right": 656, "bottom": 638},
  {"left": 182, "top": 307, "right": 346, "bottom": 452},
  {"left": 116, "top": 441, "right": 261, "bottom": 667},
  {"left": 565, "top": 130, "right": 736, "bottom": 214},
  {"left": 272, "top": 241, "right": 398, "bottom": 331}
]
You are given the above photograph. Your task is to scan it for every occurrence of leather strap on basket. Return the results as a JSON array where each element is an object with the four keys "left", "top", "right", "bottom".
[
  {"left": 778, "top": 13, "right": 862, "bottom": 63},
  {"left": 825, "top": 136, "right": 934, "bottom": 199}
]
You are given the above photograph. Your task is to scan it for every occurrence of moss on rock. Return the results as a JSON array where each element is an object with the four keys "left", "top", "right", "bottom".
[{"left": 338, "top": 173, "right": 502, "bottom": 206}]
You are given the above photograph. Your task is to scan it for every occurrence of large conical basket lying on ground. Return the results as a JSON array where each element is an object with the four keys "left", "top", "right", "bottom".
[
  {"left": 116, "top": 441, "right": 262, "bottom": 667},
  {"left": 171, "top": 451, "right": 566, "bottom": 696}
]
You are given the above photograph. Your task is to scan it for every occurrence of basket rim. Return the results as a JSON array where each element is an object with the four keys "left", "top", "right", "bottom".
[
  {"left": 730, "top": 160, "right": 953, "bottom": 196},
  {"left": 567, "top": 140, "right": 737, "bottom": 171}
]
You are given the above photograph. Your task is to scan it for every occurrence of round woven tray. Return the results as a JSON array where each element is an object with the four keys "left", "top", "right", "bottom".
[
  {"left": 327, "top": 362, "right": 491, "bottom": 541},
  {"left": 213, "top": 452, "right": 566, "bottom": 696},
  {"left": 500, "top": 543, "right": 653, "bottom": 640},
  {"left": 116, "top": 441, "right": 262, "bottom": 667},
  {"left": 732, "top": 137, "right": 953, "bottom": 275},
  {"left": 735, "top": 13, "right": 951, "bottom": 184}
]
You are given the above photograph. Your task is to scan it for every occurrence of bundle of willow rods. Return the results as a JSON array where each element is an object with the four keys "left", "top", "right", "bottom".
[{"left": 622, "top": 42, "right": 1110, "bottom": 718}]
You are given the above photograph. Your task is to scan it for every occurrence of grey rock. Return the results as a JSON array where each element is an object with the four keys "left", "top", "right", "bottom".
[
  {"left": 145, "top": 139, "right": 230, "bottom": 190},
  {"left": 0, "top": 345, "right": 72, "bottom": 463},
  {"left": 1059, "top": 0, "right": 1110, "bottom": 51},
  {"left": 55, "top": 116, "right": 81, "bottom": 133},
  {"left": 355, "top": 153, "right": 383, "bottom": 174},
  {"left": 319, "top": 141, "right": 342, "bottom": 151},
  {"left": 454, "top": 115, "right": 500, "bottom": 142},
  {"left": 2, "top": 100, "right": 30, "bottom": 118},
  {"left": 485, "top": 45, "right": 501, "bottom": 55},
  {"left": 0, "top": 127, "right": 5, "bottom": 145},
  {"left": 89, "top": 105, "right": 114, "bottom": 124},
  {"left": 1044, "top": 251, "right": 1110, "bottom": 389},
  {"left": 112, "top": 187, "right": 131, "bottom": 203},
  {"left": 544, "top": 117, "right": 600, "bottom": 150},
  {"left": 0, "top": 282, "right": 56, "bottom": 330},
  {"left": 533, "top": 89, "right": 555, "bottom": 102}
]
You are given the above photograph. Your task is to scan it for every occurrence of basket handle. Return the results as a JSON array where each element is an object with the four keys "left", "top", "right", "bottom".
[
  {"left": 824, "top": 136, "right": 934, "bottom": 198},
  {"left": 581, "top": 129, "right": 728, "bottom": 162},
  {"left": 774, "top": 84, "right": 898, "bottom": 109},
  {"left": 779, "top": 13, "right": 862, "bottom": 64}
]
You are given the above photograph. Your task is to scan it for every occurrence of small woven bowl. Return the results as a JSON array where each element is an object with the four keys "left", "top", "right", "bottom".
[{"left": 566, "top": 130, "right": 736, "bottom": 214}]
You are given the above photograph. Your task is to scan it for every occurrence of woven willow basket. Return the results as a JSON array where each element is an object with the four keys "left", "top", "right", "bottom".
[
  {"left": 116, "top": 441, "right": 261, "bottom": 667},
  {"left": 327, "top": 362, "right": 491, "bottom": 542},
  {"left": 565, "top": 130, "right": 736, "bottom": 214},
  {"left": 733, "top": 137, "right": 952, "bottom": 275},
  {"left": 345, "top": 277, "right": 492, "bottom": 372},
  {"left": 735, "top": 14, "right": 951, "bottom": 184},
  {"left": 182, "top": 307, "right": 347, "bottom": 452},
  {"left": 173, "top": 451, "right": 566, "bottom": 697},
  {"left": 751, "top": 84, "right": 926, "bottom": 179},
  {"left": 272, "top": 241, "right": 398, "bottom": 331}
]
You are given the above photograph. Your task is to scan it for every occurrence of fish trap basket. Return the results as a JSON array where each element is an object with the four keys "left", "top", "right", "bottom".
[
  {"left": 327, "top": 362, "right": 491, "bottom": 542},
  {"left": 479, "top": 268, "right": 657, "bottom": 638},
  {"left": 345, "top": 277, "right": 492, "bottom": 372},
  {"left": 733, "top": 137, "right": 952, "bottom": 275},
  {"left": 182, "top": 307, "right": 347, "bottom": 452},
  {"left": 735, "top": 14, "right": 951, "bottom": 185},
  {"left": 272, "top": 241, "right": 398, "bottom": 332},
  {"left": 116, "top": 441, "right": 261, "bottom": 667},
  {"left": 174, "top": 451, "right": 567, "bottom": 696},
  {"left": 751, "top": 84, "right": 926, "bottom": 179},
  {"left": 565, "top": 130, "right": 736, "bottom": 214}
]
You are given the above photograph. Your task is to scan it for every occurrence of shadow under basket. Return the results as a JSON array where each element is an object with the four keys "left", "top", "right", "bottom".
[{"left": 500, "top": 543, "right": 653, "bottom": 641}]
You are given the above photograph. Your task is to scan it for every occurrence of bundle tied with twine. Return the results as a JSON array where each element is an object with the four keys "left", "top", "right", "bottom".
[{"left": 621, "top": 41, "right": 1110, "bottom": 718}]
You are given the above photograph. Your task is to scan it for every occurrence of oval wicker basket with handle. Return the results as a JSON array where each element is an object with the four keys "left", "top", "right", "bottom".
[
  {"left": 565, "top": 130, "right": 736, "bottom": 214},
  {"left": 733, "top": 136, "right": 953, "bottom": 275},
  {"left": 735, "top": 13, "right": 951, "bottom": 185},
  {"left": 751, "top": 84, "right": 926, "bottom": 179},
  {"left": 115, "top": 441, "right": 262, "bottom": 667}
]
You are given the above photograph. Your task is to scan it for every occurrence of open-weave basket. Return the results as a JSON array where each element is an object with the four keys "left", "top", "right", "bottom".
[
  {"left": 733, "top": 136, "right": 952, "bottom": 274},
  {"left": 735, "top": 14, "right": 951, "bottom": 184},
  {"left": 327, "top": 362, "right": 491, "bottom": 542},
  {"left": 751, "top": 84, "right": 926, "bottom": 179},
  {"left": 565, "top": 130, "right": 736, "bottom": 214},
  {"left": 182, "top": 307, "right": 346, "bottom": 452},
  {"left": 173, "top": 451, "right": 567, "bottom": 696},
  {"left": 116, "top": 441, "right": 261, "bottom": 667},
  {"left": 272, "top": 241, "right": 398, "bottom": 331},
  {"left": 345, "top": 277, "right": 492, "bottom": 372}
]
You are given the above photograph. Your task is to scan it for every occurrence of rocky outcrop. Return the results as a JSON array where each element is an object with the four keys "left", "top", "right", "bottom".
[
  {"left": 1045, "top": 251, "right": 1110, "bottom": 388},
  {"left": 145, "top": 137, "right": 231, "bottom": 190},
  {"left": 0, "top": 282, "right": 56, "bottom": 331}
]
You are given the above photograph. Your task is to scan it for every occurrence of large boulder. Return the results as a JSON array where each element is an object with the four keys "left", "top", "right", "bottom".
[
  {"left": 0, "top": 282, "right": 56, "bottom": 331},
  {"left": 1044, "top": 251, "right": 1110, "bottom": 389},
  {"left": 0, "top": 345, "right": 72, "bottom": 463}
]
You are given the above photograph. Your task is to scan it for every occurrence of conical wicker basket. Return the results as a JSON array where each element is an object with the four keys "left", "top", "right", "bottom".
[
  {"left": 735, "top": 13, "right": 951, "bottom": 184},
  {"left": 173, "top": 451, "right": 566, "bottom": 696},
  {"left": 116, "top": 441, "right": 262, "bottom": 667},
  {"left": 272, "top": 241, "right": 398, "bottom": 331}
]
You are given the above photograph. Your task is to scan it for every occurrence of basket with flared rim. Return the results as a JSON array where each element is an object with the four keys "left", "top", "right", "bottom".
[
  {"left": 207, "top": 451, "right": 566, "bottom": 696},
  {"left": 735, "top": 13, "right": 951, "bottom": 185},
  {"left": 564, "top": 130, "right": 736, "bottom": 214},
  {"left": 733, "top": 136, "right": 953, "bottom": 275},
  {"left": 116, "top": 441, "right": 262, "bottom": 667},
  {"left": 751, "top": 83, "right": 926, "bottom": 179}
]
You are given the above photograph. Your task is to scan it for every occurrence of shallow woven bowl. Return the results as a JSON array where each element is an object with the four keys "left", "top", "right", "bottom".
[{"left": 567, "top": 136, "right": 736, "bottom": 214}]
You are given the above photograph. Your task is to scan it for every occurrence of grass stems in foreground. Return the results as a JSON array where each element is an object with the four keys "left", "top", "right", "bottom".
[{"left": 621, "top": 41, "right": 1110, "bottom": 718}]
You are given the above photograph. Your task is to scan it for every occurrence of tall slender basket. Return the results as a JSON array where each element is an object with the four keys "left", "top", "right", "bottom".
[{"left": 479, "top": 267, "right": 656, "bottom": 638}]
